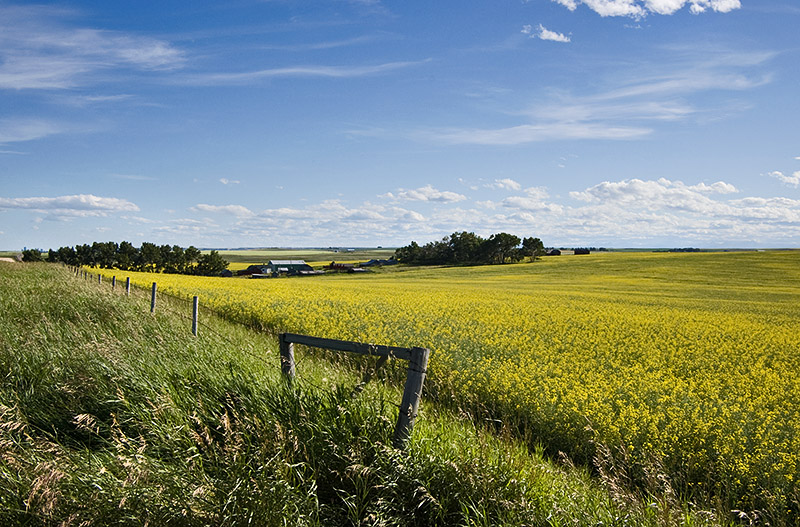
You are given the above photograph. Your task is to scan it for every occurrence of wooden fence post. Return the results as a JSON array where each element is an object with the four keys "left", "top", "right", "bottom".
[
  {"left": 150, "top": 282, "right": 157, "bottom": 313},
  {"left": 192, "top": 296, "right": 199, "bottom": 336},
  {"left": 125, "top": 277, "right": 131, "bottom": 296},
  {"left": 112, "top": 276, "right": 116, "bottom": 290},
  {"left": 393, "top": 346, "right": 430, "bottom": 449},
  {"left": 279, "top": 333, "right": 296, "bottom": 383},
  {"left": 98, "top": 274, "right": 102, "bottom": 285}
]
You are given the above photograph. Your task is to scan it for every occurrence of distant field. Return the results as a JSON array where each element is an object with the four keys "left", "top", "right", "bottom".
[
  {"left": 94, "top": 251, "right": 800, "bottom": 520},
  {"left": 211, "top": 247, "right": 396, "bottom": 266}
]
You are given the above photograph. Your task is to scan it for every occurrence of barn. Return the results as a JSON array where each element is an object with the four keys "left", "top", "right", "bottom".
[{"left": 267, "top": 260, "right": 314, "bottom": 275}]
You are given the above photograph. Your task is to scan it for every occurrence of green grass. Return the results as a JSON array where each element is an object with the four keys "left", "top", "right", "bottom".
[{"left": 0, "top": 262, "right": 727, "bottom": 526}]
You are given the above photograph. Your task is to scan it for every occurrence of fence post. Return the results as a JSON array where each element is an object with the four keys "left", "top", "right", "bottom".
[
  {"left": 126, "top": 277, "right": 131, "bottom": 296},
  {"left": 279, "top": 333, "right": 296, "bottom": 383},
  {"left": 112, "top": 276, "right": 116, "bottom": 291},
  {"left": 393, "top": 346, "right": 430, "bottom": 449},
  {"left": 150, "top": 282, "right": 157, "bottom": 313},
  {"left": 192, "top": 296, "right": 199, "bottom": 336},
  {"left": 98, "top": 274, "right": 102, "bottom": 285}
]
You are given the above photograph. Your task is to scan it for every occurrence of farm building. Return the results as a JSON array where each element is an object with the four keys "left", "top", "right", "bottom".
[
  {"left": 238, "top": 264, "right": 269, "bottom": 276},
  {"left": 242, "top": 260, "right": 321, "bottom": 277},
  {"left": 546, "top": 249, "right": 561, "bottom": 256},
  {"left": 267, "top": 260, "right": 314, "bottom": 275}
]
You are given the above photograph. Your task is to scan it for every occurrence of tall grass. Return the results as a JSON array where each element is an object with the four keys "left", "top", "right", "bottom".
[{"left": 1, "top": 262, "right": 725, "bottom": 525}]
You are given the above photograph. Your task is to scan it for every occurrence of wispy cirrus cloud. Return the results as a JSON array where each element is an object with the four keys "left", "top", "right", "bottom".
[
  {"left": 0, "top": 4, "right": 185, "bottom": 91},
  {"left": 181, "top": 59, "right": 430, "bottom": 86},
  {"left": 0, "top": 118, "right": 65, "bottom": 144},
  {"left": 419, "top": 47, "right": 773, "bottom": 146}
]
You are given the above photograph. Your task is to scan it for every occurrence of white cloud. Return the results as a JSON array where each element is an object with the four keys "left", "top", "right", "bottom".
[
  {"left": 536, "top": 24, "right": 571, "bottom": 43},
  {"left": 768, "top": 171, "right": 800, "bottom": 188},
  {"left": 0, "top": 194, "right": 139, "bottom": 217},
  {"left": 97, "top": 178, "right": 800, "bottom": 247},
  {"left": 191, "top": 204, "right": 254, "bottom": 217},
  {"left": 424, "top": 123, "right": 650, "bottom": 145},
  {"left": 0, "top": 118, "right": 64, "bottom": 144},
  {"left": 182, "top": 60, "right": 430, "bottom": 86},
  {"left": 421, "top": 48, "right": 771, "bottom": 146},
  {"left": 111, "top": 173, "right": 157, "bottom": 181},
  {"left": 0, "top": 5, "right": 185, "bottom": 90},
  {"left": 219, "top": 178, "right": 241, "bottom": 185},
  {"left": 486, "top": 178, "right": 522, "bottom": 191},
  {"left": 551, "top": 0, "right": 741, "bottom": 17},
  {"left": 570, "top": 178, "right": 734, "bottom": 214},
  {"left": 383, "top": 184, "right": 467, "bottom": 203}
]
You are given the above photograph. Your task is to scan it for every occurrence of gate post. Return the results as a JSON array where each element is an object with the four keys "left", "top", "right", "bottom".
[
  {"left": 279, "top": 333, "right": 296, "bottom": 383},
  {"left": 393, "top": 346, "right": 430, "bottom": 448}
]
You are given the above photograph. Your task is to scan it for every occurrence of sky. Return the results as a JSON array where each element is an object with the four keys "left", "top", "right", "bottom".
[{"left": 1, "top": 0, "right": 799, "bottom": 250}]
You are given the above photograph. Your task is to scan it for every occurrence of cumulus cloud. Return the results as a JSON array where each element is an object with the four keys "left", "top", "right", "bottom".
[
  {"left": 536, "top": 24, "right": 572, "bottom": 43},
  {"left": 219, "top": 178, "right": 240, "bottom": 185},
  {"left": 522, "top": 24, "right": 571, "bottom": 42},
  {"left": 768, "top": 171, "right": 800, "bottom": 188},
  {"left": 0, "top": 194, "right": 139, "bottom": 217},
  {"left": 570, "top": 178, "right": 738, "bottom": 215},
  {"left": 550, "top": 0, "right": 741, "bottom": 17},
  {"left": 191, "top": 204, "right": 254, "bottom": 217},
  {"left": 382, "top": 184, "right": 467, "bottom": 203},
  {"left": 486, "top": 178, "right": 522, "bottom": 191}
]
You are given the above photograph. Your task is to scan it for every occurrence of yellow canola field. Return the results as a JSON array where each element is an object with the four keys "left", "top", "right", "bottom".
[{"left": 95, "top": 250, "right": 800, "bottom": 513}]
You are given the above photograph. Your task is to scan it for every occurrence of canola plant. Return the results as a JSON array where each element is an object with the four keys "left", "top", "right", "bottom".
[{"left": 94, "top": 250, "right": 800, "bottom": 515}]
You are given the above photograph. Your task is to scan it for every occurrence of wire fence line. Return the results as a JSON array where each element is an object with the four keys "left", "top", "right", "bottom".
[
  {"left": 70, "top": 266, "right": 410, "bottom": 400},
  {"left": 70, "top": 265, "right": 428, "bottom": 447}
]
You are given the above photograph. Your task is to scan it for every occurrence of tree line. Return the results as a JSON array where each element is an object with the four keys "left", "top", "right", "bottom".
[
  {"left": 394, "top": 231, "right": 545, "bottom": 266},
  {"left": 26, "top": 242, "right": 229, "bottom": 276}
]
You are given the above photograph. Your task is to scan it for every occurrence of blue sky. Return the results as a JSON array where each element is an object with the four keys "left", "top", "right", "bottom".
[{"left": 1, "top": 0, "right": 799, "bottom": 250}]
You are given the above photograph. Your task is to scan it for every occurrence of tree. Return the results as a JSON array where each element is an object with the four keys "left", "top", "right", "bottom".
[
  {"left": 479, "top": 233, "right": 521, "bottom": 264},
  {"left": 395, "top": 241, "right": 421, "bottom": 263},
  {"left": 448, "top": 231, "right": 483, "bottom": 264},
  {"left": 93, "top": 241, "right": 118, "bottom": 269},
  {"left": 521, "top": 237, "right": 545, "bottom": 262},
  {"left": 194, "top": 250, "right": 229, "bottom": 276},
  {"left": 75, "top": 244, "right": 93, "bottom": 266},
  {"left": 21, "top": 249, "right": 43, "bottom": 262},
  {"left": 117, "top": 241, "right": 138, "bottom": 271},
  {"left": 138, "top": 242, "right": 161, "bottom": 272},
  {"left": 184, "top": 246, "right": 201, "bottom": 268}
]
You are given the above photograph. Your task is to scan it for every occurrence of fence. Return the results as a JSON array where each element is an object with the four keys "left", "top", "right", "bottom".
[
  {"left": 280, "top": 332, "right": 429, "bottom": 448},
  {"left": 70, "top": 265, "right": 430, "bottom": 449}
]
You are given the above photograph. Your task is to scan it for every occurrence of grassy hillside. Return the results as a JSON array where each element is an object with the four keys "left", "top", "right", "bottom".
[
  {"left": 89, "top": 251, "right": 800, "bottom": 523},
  {"left": 0, "top": 262, "right": 722, "bottom": 526}
]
